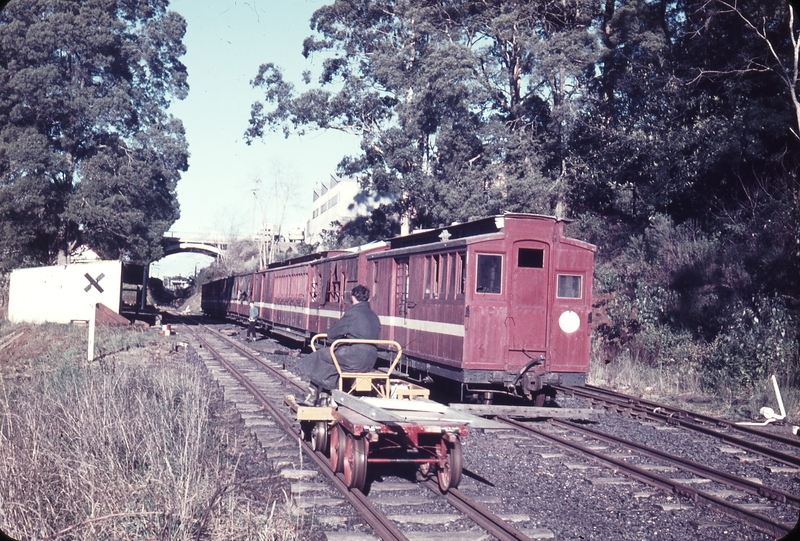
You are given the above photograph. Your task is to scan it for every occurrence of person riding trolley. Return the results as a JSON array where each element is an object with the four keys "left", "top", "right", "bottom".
[{"left": 297, "top": 284, "right": 380, "bottom": 405}]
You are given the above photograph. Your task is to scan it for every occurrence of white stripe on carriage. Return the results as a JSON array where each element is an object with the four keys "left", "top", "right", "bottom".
[
  {"left": 378, "top": 316, "right": 465, "bottom": 338},
  {"left": 234, "top": 300, "right": 465, "bottom": 338}
]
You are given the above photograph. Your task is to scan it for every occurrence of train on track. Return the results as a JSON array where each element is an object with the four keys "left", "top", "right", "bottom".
[{"left": 202, "top": 213, "right": 596, "bottom": 404}]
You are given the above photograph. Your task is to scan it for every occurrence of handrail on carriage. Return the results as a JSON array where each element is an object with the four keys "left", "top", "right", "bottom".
[{"left": 310, "top": 333, "right": 403, "bottom": 398}]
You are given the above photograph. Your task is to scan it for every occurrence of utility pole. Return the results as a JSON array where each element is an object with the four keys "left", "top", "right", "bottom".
[{"left": 251, "top": 189, "right": 258, "bottom": 237}]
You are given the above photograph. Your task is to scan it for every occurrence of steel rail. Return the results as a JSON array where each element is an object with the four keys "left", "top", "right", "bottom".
[
  {"left": 186, "top": 318, "right": 308, "bottom": 394},
  {"left": 564, "top": 384, "right": 800, "bottom": 448},
  {"left": 549, "top": 419, "right": 800, "bottom": 507},
  {"left": 184, "top": 319, "right": 535, "bottom": 541},
  {"left": 499, "top": 416, "right": 791, "bottom": 539},
  {"left": 184, "top": 325, "right": 410, "bottom": 541},
  {"left": 422, "top": 480, "right": 533, "bottom": 541},
  {"left": 558, "top": 385, "right": 800, "bottom": 468}
]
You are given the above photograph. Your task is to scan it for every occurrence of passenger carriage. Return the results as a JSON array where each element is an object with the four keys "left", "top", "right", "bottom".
[
  {"left": 366, "top": 214, "right": 595, "bottom": 404},
  {"left": 202, "top": 213, "right": 596, "bottom": 405}
]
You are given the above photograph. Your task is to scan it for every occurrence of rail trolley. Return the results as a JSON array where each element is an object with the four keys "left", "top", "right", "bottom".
[{"left": 284, "top": 336, "right": 502, "bottom": 491}]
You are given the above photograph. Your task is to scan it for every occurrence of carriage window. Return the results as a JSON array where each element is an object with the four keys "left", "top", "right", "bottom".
[
  {"left": 476, "top": 254, "right": 502, "bottom": 294},
  {"left": 425, "top": 255, "right": 447, "bottom": 299},
  {"left": 371, "top": 261, "right": 379, "bottom": 298},
  {"left": 425, "top": 254, "right": 441, "bottom": 298},
  {"left": 346, "top": 258, "right": 358, "bottom": 283},
  {"left": 424, "top": 257, "right": 431, "bottom": 296},
  {"left": 440, "top": 254, "right": 448, "bottom": 298},
  {"left": 519, "top": 248, "right": 544, "bottom": 268},
  {"left": 557, "top": 275, "right": 582, "bottom": 299},
  {"left": 458, "top": 253, "right": 467, "bottom": 296},
  {"left": 329, "top": 266, "right": 341, "bottom": 303},
  {"left": 432, "top": 255, "right": 440, "bottom": 298},
  {"left": 447, "top": 253, "right": 456, "bottom": 298},
  {"left": 395, "top": 258, "right": 409, "bottom": 318},
  {"left": 310, "top": 275, "right": 318, "bottom": 302}
]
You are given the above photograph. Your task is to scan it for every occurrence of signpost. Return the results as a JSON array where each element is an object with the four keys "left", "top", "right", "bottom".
[
  {"left": 88, "top": 303, "right": 96, "bottom": 362},
  {"left": 8, "top": 261, "right": 122, "bottom": 324}
]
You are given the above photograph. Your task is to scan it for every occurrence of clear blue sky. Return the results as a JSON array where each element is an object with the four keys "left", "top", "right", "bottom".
[{"left": 152, "top": 0, "right": 359, "bottom": 278}]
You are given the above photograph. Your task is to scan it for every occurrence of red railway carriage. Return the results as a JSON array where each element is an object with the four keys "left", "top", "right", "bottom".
[
  {"left": 202, "top": 246, "right": 388, "bottom": 339},
  {"left": 256, "top": 245, "right": 383, "bottom": 337},
  {"left": 365, "top": 214, "right": 595, "bottom": 402},
  {"left": 202, "top": 213, "right": 595, "bottom": 403}
]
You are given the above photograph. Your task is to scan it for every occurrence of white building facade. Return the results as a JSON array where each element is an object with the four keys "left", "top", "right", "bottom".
[{"left": 306, "top": 175, "right": 390, "bottom": 244}]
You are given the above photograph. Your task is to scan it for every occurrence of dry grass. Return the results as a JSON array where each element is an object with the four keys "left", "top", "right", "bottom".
[
  {"left": 0, "top": 321, "right": 308, "bottom": 541},
  {"left": 589, "top": 351, "right": 704, "bottom": 398}
]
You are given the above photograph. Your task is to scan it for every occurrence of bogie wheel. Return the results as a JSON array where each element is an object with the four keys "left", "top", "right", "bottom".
[
  {"left": 329, "top": 424, "right": 345, "bottom": 472},
  {"left": 343, "top": 433, "right": 368, "bottom": 491},
  {"left": 437, "top": 438, "right": 463, "bottom": 492},
  {"left": 311, "top": 421, "right": 329, "bottom": 453}
]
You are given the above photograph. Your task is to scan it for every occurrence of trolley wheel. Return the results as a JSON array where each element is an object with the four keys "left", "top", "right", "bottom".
[
  {"left": 437, "top": 438, "right": 463, "bottom": 492},
  {"left": 311, "top": 421, "right": 329, "bottom": 453},
  {"left": 329, "top": 424, "right": 345, "bottom": 472},
  {"left": 343, "top": 433, "right": 368, "bottom": 491}
]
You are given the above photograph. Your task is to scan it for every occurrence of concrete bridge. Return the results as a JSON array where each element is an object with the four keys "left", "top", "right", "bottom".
[{"left": 162, "top": 232, "right": 229, "bottom": 258}]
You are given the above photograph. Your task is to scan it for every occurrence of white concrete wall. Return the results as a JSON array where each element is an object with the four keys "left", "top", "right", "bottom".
[
  {"left": 8, "top": 261, "right": 122, "bottom": 324},
  {"left": 307, "top": 176, "right": 393, "bottom": 243},
  {"left": 308, "top": 178, "right": 362, "bottom": 242}
]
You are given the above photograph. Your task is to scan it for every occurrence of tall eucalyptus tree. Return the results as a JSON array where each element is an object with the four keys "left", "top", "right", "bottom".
[
  {"left": 0, "top": 0, "right": 189, "bottom": 269},
  {"left": 246, "top": 0, "right": 598, "bottom": 230}
]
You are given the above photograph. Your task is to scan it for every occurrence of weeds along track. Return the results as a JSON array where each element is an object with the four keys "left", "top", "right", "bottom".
[{"left": 176, "top": 318, "right": 536, "bottom": 541}]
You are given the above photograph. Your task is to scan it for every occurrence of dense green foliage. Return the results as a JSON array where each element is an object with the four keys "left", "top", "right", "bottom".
[
  {"left": 249, "top": 0, "right": 799, "bottom": 393},
  {"left": 0, "top": 0, "right": 189, "bottom": 269}
]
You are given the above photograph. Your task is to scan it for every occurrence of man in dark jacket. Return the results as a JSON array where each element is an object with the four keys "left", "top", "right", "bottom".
[{"left": 298, "top": 284, "right": 381, "bottom": 405}]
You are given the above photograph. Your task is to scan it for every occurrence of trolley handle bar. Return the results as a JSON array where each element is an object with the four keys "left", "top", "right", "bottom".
[{"left": 310, "top": 334, "right": 404, "bottom": 395}]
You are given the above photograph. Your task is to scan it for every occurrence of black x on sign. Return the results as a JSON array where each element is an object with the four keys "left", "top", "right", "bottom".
[{"left": 84, "top": 273, "right": 105, "bottom": 293}]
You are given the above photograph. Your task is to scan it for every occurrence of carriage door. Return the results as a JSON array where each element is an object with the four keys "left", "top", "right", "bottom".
[
  {"left": 308, "top": 266, "right": 321, "bottom": 334},
  {"left": 391, "top": 258, "right": 410, "bottom": 347},
  {"left": 509, "top": 241, "right": 550, "bottom": 365}
]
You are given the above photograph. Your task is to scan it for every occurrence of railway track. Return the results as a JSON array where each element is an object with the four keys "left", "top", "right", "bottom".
[
  {"left": 170, "top": 316, "right": 795, "bottom": 538},
  {"left": 499, "top": 416, "right": 795, "bottom": 538},
  {"left": 498, "top": 384, "right": 800, "bottom": 538},
  {"left": 176, "top": 318, "right": 536, "bottom": 540},
  {"left": 558, "top": 384, "right": 800, "bottom": 467}
]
